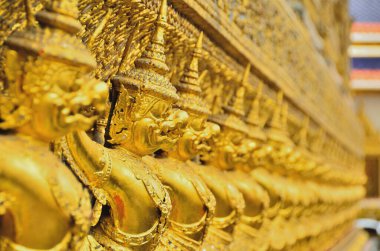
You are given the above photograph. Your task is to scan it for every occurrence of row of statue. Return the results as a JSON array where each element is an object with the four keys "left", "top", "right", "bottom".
[{"left": 0, "top": 0, "right": 365, "bottom": 250}]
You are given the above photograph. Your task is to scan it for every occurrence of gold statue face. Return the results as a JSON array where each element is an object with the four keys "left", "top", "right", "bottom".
[
  {"left": 234, "top": 137, "right": 258, "bottom": 172},
  {"left": 198, "top": 121, "right": 221, "bottom": 162},
  {"left": 169, "top": 114, "right": 205, "bottom": 160},
  {"left": 249, "top": 141, "right": 273, "bottom": 168},
  {"left": 267, "top": 139, "right": 294, "bottom": 166},
  {"left": 1, "top": 50, "right": 107, "bottom": 142},
  {"left": 135, "top": 98, "right": 188, "bottom": 154},
  {"left": 110, "top": 86, "right": 188, "bottom": 155},
  {"left": 169, "top": 113, "right": 220, "bottom": 161},
  {"left": 209, "top": 127, "right": 249, "bottom": 170}
]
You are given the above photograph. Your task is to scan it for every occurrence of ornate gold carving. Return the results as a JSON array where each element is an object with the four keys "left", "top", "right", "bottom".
[
  {"left": 59, "top": 1, "right": 186, "bottom": 250},
  {"left": 142, "top": 32, "right": 216, "bottom": 251},
  {"left": 0, "top": 0, "right": 107, "bottom": 250},
  {"left": 0, "top": 0, "right": 366, "bottom": 251}
]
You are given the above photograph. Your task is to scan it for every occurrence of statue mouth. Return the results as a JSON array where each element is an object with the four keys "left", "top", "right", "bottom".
[
  {"left": 157, "top": 122, "right": 181, "bottom": 147},
  {"left": 58, "top": 103, "right": 97, "bottom": 131},
  {"left": 195, "top": 135, "right": 211, "bottom": 153},
  {"left": 232, "top": 146, "right": 249, "bottom": 164},
  {"left": 57, "top": 81, "right": 107, "bottom": 130}
]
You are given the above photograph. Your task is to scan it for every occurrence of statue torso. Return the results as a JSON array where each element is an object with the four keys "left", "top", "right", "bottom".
[
  {"left": 92, "top": 148, "right": 171, "bottom": 250},
  {"left": 143, "top": 156, "right": 215, "bottom": 246},
  {"left": 192, "top": 163, "right": 241, "bottom": 221},
  {"left": 189, "top": 162, "right": 245, "bottom": 250},
  {"left": 228, "top": 170, "right": 270, "bottom": 251},
  {"left": 229, "top": 170, "right": 268, "bottom": 224},
  {"left": 0, "top": 134, "right": 91, "bottom": 251}
]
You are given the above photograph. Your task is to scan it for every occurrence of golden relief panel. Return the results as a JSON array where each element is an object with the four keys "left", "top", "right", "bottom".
[
  {"left": 166, "top": 0, "right": 361, "bottom": 157},
  {"left": 0, "top": 0, "right": 366, "bottom": 251}
]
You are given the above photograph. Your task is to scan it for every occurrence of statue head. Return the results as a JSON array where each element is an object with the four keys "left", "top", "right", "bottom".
[
  {"left": 0, "top": 0, "right": 107, "bottom": 142},
  {"left": 206, "top": 65, "right": 252, "bottom": 170},
  {"left": 245, "top": 81, "right": 274, "bottom": 169},
  {"left": 290, "top": 117, "right": 322, "bottom": 175},
  {"left": 165, "top": 33, "right": 218, "bottom": 161},
  {"left": 109, "top": 0, "right": 188, "bottom": 156},
  {"left": 265, "top": 91, "right": 294, "bottom": 168}
]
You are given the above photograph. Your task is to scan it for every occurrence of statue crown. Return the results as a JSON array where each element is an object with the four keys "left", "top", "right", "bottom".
[
  {"left": 209, "top": 64, "right": 250, "bottom": 135},
  {"left": 5, "top": 0, "right": 95, "bottom": 69},
  {"left": 0, "top": 0, "right": 97, "bottom": 130},
  {"left": 294, "top": 117, "right": 309, "bottom": 148},
  {"left": 269, "top": 91, "right": 283, "bottom": 130},
  {"left": 246, "top": 81, "right": 266, "bottom": 141},
  {"left": 266, "top": 91, "right": 292, "bottom": 145},
  {"left": 176, "top": 32, "right": 211, "bottom": 115},
  {"left": 112, "top": 0, "right": 179, "bottom": 102},
  {"left": 223, "top": 64, "right": 250, "bottom": 117}
]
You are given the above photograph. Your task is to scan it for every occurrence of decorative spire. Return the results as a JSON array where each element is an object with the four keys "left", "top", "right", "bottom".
[
  {"left": 247, "top": 81, "right": 263, "bottom": 126},
  {"left": 209, "top": 64, "right": 250, "bottom": 135},
  {"left": 266, "top": 91, "right": 292, "bottom": 145},
  {"left": 177, "top": 32, "right": 203, "bottom": 95},
  {"left": 311, "top": 128, "right": 325, "bottom": 153},
  {"left": 223, "top": 64, "right": 251, "bottom": 117},
  {"left": 112, "top": 0, "right": 179, "bottom": 101},
  {"left": 281, "top": 101, "right": 288, "bottom": 131},
  {"left": 295, "top": 117, "right": 309, "bottom": 148},
  {"left": 269, "top": 91, "right": 283, "bottom": 129},
  {"left": 241, "top": 63, "right": 251, "bottom": 86},
  {"left": 246, "top": 82, "right": 266, "bottom": 141},
  {"left": 176, "top": 32, "right": 210, "bottom": 115},
  {"left": 134, "top": 0, "right": 169, "bottom": 75}
]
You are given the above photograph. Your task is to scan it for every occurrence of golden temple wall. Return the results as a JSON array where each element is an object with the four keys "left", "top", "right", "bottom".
[{"left": 0, "top": 0, "right": 367, "bottom": 250}]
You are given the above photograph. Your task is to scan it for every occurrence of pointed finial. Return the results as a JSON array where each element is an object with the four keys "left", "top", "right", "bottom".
[
  {"left": 247, "top": 81, "right": 263, "bottom": 126},
  {"left": 312, "top": 128, "right": 325, "bottom": 153},
  {"left": 176, "top": 32, "right": 210, "bottom": 115},
  {"left": 281, "top": 101, "right": 288, "bottom": 131},
  {"left": 241, "top": 64, "right": 251, "bottom": 87},
  {"left": 112, "top": 0, "right": 178, "bottom": 101},
  {"left": 209, "top": 64, "right": 250, "bottom": 135},
  {"left": 231, "top": 85, "right": 246, "bottom": 116},
  {"left": 188, "top": 31, "right": 203, "bottom": 74},
  {"left": 134, "top": 0, "right": 169, "bottom": 74},
  {"left": 269, "top": 91, "right": 283, "bottom": 129},
  {"left": 296, "top": 117, "right": 309, "bottom": 147},
  {"left": 223, "top": 64, "right": 250, "bottom": 117},
  {"left": 199, "top": 70, "right": 208, "bottom": 83},
  {"left": 266, "top": 92, "right": 292, "bottom": 145},
  {"left": 196, "top": 31, "right": 203, "bottom": 48},
  {"left": 246, "top": 82, "right": 267, "bottom": 140},
  {"left": 158, "top": 0, "right": 168, "bottom": 23},
  {"left": 177, "top": 32, "right": 203, "bottom": 95}
]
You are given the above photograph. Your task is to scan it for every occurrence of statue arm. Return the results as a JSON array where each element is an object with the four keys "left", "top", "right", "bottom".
[{"left": 64, "top": 131, "right": 111, "bottom": 189}]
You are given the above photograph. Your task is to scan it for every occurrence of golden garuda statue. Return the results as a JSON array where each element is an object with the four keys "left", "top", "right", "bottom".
[
  {"left": 0, "top": 0, "right": 107, "bottom": 250},
  {"left": 142, "top": 31, "right": 217, "bottom": 250},
  {"left": 0, "top": 0, "right": 367, "bottom": 250}
]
